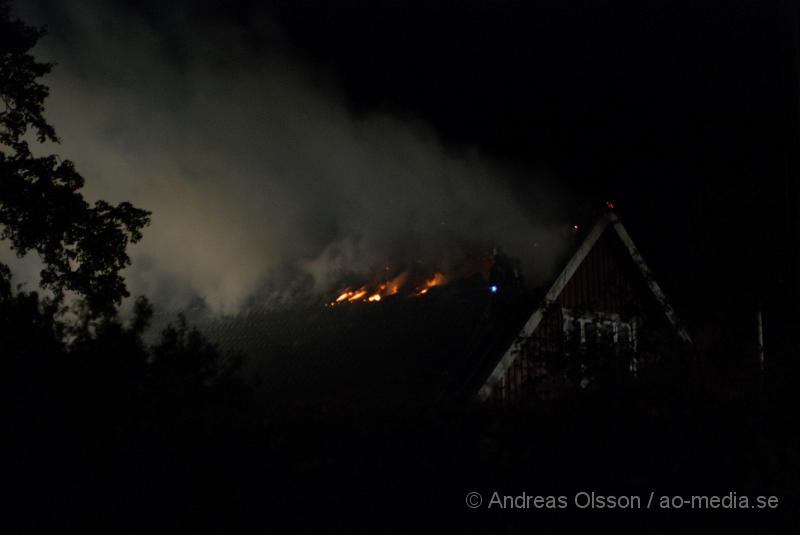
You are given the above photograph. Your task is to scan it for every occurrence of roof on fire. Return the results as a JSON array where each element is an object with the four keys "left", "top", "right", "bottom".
[{"left": 197, "top": 209, "right": 689, "bottom": 408}]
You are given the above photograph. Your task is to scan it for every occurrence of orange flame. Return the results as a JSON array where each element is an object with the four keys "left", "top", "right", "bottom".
[
  {"left": 386, "top": 271, "right": 409, "bottom": 295},
  {"left": 349, "top": 288, "right": 367, "bottom": 301},
  {"left": 327, "top": 270, "right": 447, "bottom": 306},
  {"left": 413, "top": 272, "right": 446, "bottom": 297},
  {"left": 426, "top": 272, "right": 446, "bottom": 287},
  {"left": 335, "top": 290, "right": 353, "bottom": 303}
]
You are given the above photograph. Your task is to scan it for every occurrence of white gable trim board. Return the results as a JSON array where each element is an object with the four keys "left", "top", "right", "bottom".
[{"left": 476, "top": 210, "right": 691, "bottom": 401}]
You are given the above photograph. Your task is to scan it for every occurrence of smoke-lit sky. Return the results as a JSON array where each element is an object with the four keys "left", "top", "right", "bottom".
[
  {"left": 10, "top": 0, "right": 568, "bottom": 314},
  {"left": 7, "top": 0, "right": 799, "bottom": 319}
]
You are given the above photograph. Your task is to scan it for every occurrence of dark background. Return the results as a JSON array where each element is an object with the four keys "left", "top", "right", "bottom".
[{"left": 261, "top": 0, "right": 800, "bottom": 355}]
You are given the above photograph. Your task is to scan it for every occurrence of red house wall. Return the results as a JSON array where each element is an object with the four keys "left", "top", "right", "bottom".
[{"left": 492, "top": 227, "right": 664, "bottom": 403}]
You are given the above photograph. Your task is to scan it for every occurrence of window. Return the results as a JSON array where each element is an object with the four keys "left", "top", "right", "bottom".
[{"left": 562, "top": 308, "right": 637, "bottom": 352}]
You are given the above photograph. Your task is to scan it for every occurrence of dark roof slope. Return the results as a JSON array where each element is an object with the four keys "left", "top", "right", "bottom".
[{"left": 201, "top": 286, "right": 536, "bottom": 408}]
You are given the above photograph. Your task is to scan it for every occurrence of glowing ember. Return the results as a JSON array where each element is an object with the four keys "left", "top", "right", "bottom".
[
  {"left": 349, "top": 288, "right": 367, "bottom": 301},
  {"left": 386, "top": 271, "right": 408, "bottom": 295},
  {"left": 327, "top": 270, "right": 447, "bottom": 306},
  {"left": 426, "top": 272, "right": 446, "bottom": 287},
  {"left": 335, "top": 290, "right": 353, "bottom": 303},
  {"left": 413, "top": 272, "right": 446, "bottom": 297}
]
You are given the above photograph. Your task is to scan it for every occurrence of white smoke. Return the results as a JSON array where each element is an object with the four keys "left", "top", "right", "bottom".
[{"left": 11, "top": 0, "right": 566, "bottom": 315}]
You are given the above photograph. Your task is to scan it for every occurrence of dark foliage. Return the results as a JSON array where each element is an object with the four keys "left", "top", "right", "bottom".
[
  {"left": 6, "top": 276, "right": 797, "bottom": 533},
  {"left": 3, "top": 286, "right": 255, "bottom": 530},
  {"left": 0, "top": 0, "right": 149, "bottom": 316}
]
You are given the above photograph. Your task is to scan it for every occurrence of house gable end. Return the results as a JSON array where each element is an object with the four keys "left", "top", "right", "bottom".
[{"left": 477, "top": 210, "right": 690, "bottom": 401}]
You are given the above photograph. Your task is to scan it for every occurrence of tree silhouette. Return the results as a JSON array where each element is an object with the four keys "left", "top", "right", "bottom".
[
  {"left": 1, "top": 8, "right": 253, "bottom": 527},
  {"left": 0, "top": 0, "right": 149, "bottom": 316}
]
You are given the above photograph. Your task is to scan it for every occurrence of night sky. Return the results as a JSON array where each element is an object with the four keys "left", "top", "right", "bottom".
[
  {"left": 272, "top": 0, "right": 799, "bottom": 313},
  {"left": 11, "top": 0, "right": 800, "bottom": 332}
]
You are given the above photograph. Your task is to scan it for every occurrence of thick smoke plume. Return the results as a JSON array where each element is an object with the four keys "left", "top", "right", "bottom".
[{"left": 10, "top": 0, "right": 565, "bottom": 315}]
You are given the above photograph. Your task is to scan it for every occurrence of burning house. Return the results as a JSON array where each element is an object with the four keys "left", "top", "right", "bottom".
[{"left": 202, "top": 208, "right": 691, "bottom": 407}]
